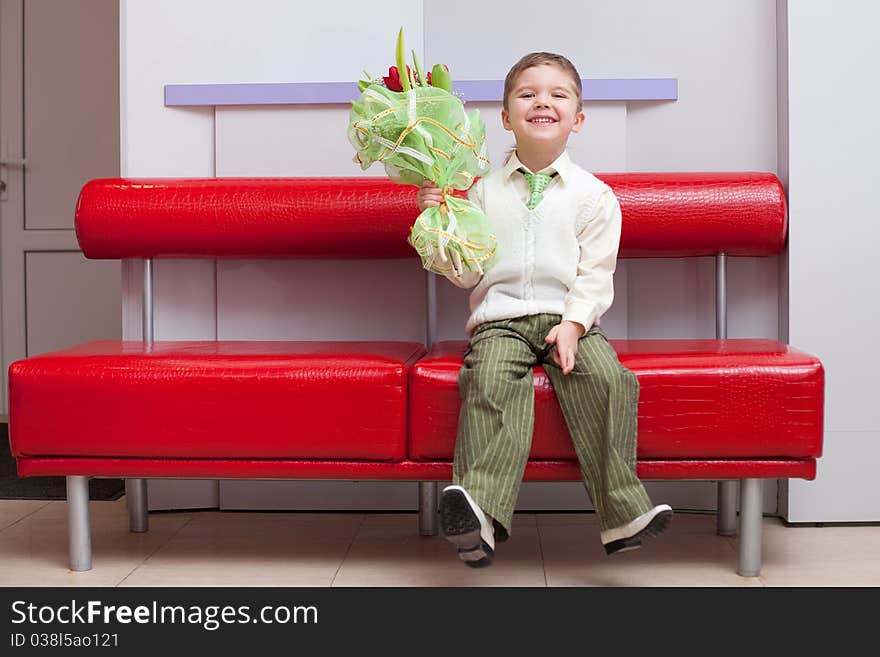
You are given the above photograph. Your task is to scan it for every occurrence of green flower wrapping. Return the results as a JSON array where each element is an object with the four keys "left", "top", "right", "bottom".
[{"left": 348, "top": 83, "right": 496, "bottom": 276}]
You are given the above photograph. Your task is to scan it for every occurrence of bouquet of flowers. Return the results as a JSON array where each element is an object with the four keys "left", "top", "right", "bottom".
[{"left": 348, "top": 28, "right": 496, "bottom": 276}]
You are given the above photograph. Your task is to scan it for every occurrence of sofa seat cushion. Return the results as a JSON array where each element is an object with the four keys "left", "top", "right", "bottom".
[
  {"left": 9, "top": 340, "right": 425, "bottom": 461},
  {"left": 409, "top": 339, "right": 824, "bottom": 461}
]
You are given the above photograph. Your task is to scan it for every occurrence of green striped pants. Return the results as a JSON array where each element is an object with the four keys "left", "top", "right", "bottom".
[{"left": 454, "top": 313, "right": 653, "bottom": 541}]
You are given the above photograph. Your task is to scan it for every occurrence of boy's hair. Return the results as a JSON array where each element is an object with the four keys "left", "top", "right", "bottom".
[{"left": 503, "top": 52, "right": 583, "bottom": 111}]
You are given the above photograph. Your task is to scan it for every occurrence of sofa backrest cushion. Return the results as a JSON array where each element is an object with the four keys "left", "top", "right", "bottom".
[{"left": 75, "top": 173, "right": 786, "bottom": 259}]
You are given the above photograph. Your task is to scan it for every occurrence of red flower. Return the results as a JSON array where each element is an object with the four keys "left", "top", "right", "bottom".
[{"left": 383, "top": 65, "right": 411, "bottom": 92}]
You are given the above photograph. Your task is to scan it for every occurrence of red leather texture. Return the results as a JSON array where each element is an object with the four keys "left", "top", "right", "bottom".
[
  {"left": 9, "top": 340, "right": 425, "bottom": 461},
  {"left": 602, "top": 172, "right": 786, "bottom": 257},
  {"left": 75, "top": 174, "right": 786, "bottom": 259},
  {"left": 76, "top": 178, "right": 419, "bottom": 259},
  {"left": 15, "top": 457, "right": 815, "bottom": 481},
  {"left": 410, "top": 339, "right": 824, "bottom": 461}
]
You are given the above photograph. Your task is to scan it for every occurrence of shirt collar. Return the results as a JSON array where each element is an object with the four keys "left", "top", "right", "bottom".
[{"left": 503, "top": 150, "right": 572, "bottom": 183}]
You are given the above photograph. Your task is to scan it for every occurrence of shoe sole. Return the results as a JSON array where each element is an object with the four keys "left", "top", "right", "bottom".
[
  {"left": 607, "top": 541, "right": 642, "bottom": 555},
  {"left": 440, "top": 489, "right": 494, "bottom": 568},
  {"left": 604, "top": 509, "right": 673, "bottom": 556}
]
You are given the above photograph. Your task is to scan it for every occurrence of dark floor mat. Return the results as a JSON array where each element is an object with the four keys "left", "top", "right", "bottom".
[{"left": 0, "top": 423, "right": 124, "bottom": 501}]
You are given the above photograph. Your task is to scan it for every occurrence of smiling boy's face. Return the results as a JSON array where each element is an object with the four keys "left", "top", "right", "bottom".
[{"left": 502, "top": 64, "right": 585, "bottom": 151}]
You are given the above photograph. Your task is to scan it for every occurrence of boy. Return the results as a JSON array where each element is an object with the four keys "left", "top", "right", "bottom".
[{"left": 418, "top": 52, "right": 671, "bottom": 567}]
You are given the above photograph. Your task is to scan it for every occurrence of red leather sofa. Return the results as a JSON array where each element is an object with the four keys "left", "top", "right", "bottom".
[{"left": 7, "top": 175, "right": 824, "bottom": 577}]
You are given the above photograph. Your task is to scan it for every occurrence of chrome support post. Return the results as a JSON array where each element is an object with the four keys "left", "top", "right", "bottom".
[
  {"left": 717, "top": 481, "right": 738, "bottom": 536},
  {"left": 418, "top": 482, "right": 438, "bottom": 536},
  {"left": 126, "top": 479, "right": 149, "bottom": 532},
  {"left": 715, "top": 253, "right": 737, "bottom": 534},
  {"left": 134, "top": 259, "right": 154, "bottom": 535},
  {"left": 418, "top": 272, "right": 440, "bottom": 536},
  {"left": 425, "top": 271, "right": 437, "bottom": 348},
  {"left": 143, "top": 257, "right": 154, "bottom": 345},
  {"left": 738, "top": 478, "right": 763, "bottom": 577},
  {"left": 67, "top": 476, "right": 92, "bottom": 572},
  {"left": 715, "top": 252, "right": 727, "bottom": 339}
]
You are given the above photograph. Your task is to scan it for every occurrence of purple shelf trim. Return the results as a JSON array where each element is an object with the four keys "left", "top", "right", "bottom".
[{"left": 164, "top": 78, "right": 677, "bottom": 106}]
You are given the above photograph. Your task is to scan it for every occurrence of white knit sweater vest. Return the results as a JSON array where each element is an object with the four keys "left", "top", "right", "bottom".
[{"left": 465, "top": 165, "right": 611, "bottom": 335}]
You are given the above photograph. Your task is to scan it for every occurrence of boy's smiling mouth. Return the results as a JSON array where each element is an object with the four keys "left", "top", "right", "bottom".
[{"left": 528, "top": 116, "right": 557, "bottom": 125}]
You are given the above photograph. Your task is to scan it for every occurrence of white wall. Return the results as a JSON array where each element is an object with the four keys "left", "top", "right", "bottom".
[
  {"left": 121, "top": 0, "right": 784, "bottom": 513},
  {"left": 428, "top": 0, "right": 778, "bottom": 172},
  {"left": 122, "top": 0, "right": 424, "bottom": 176},
  {"left": 783, "top": 0, "right": 880, "bottom": 521}
]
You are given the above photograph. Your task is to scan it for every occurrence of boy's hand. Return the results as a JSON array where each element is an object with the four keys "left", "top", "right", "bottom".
[
  {"left": 417, "top": 179, "right": 443, "bottom": 212},
  {"left": 545, "top": 320, "right": 585, "bottom": 375}
]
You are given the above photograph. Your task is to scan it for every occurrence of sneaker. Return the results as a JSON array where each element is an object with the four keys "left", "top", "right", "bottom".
[
  {"left": 601, "top": 504, "right": 673, "bottom": 556},
  {"left": 439, "top": 485, "right": 495, "bottom": 568}
]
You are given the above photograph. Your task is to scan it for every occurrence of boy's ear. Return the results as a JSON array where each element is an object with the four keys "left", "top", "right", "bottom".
[
  {"left": 501, "top": 108, "right": 513, "bottom": 132},
  {"left": 570, "top": 110, "right": 586, "bottom": 134}
]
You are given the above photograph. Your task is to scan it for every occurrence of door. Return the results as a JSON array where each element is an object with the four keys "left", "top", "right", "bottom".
[{"left": 0, "top": 0, "right": 121, "bottom": 415}]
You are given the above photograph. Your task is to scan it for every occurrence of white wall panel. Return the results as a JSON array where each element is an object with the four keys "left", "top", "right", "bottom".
[
  {"left": 426, "top": 0, "right": 777, "bottom": 172},
  {"left": 25, "top": 252, "right": 121, "bottom": 357},
  {"left": 627, "top": 258, "right": 702, "bottom": 339},
  {"left": 786, "top": 431, "right": 880, "bottom": 523},
  {"left": 120, "top": 0, "right": 213, "bottom": 177},
  {"left": 216, "top": 106, "right": 370, "bottom": 177},
  {"left": 727, "top": 256, "right": 780, "bottom": 339},
  {"left": 783, "top": 1, "right": 880, "bottom": 520},
  {"left": 122, "top": 0, "right": 423, "bottom": 176},
  {"left": 217, "top": 259, "right": 425, "bottom": 342},
  {"left": 789, "top": 202, "right": 877, "bottom": 433},
  {"left": 153, "top": 260, "right": 217, "bottom": 341}
]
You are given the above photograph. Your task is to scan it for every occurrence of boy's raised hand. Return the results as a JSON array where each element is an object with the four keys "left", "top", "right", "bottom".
[
  {"left": 545, "top": 320, "right": 585, "bottom": 375},
  {"left": 416, "top": 179, "right": 464, "bottom": 277},
  {"left": 417, "top": 179, "right": 443, "bottom": 212}
]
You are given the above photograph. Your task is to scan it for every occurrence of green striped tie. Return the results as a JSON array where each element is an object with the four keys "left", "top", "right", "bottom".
[{"left": 522, "top": 170, "right": 555, "bottom": 209}]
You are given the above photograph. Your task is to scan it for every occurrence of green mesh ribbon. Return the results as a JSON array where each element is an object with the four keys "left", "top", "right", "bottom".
[{"left": 348, "top": 84, "right": 496, "bottom": 276}]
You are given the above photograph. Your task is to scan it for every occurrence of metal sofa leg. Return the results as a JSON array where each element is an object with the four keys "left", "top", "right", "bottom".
[
  {"left": 717, "top": 480, "right": 738, "bottom": 536},
  {"left": 418, "top": 482, "right": 438, "bottom": 536},
  {"left": 737, "top": 478, "right": 763, "bottom": 577},
  {"left": 66, "top": 476, "right": 92, "bottom": 572},
  {"left": 126, "top": 478, "right": 149, "bottom": 533}
]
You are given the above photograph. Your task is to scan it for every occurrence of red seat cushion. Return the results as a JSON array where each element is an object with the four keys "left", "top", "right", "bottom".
[
  {"left": 9, "top": 341, "right": 425, "bottom": 461},
  {"left": 409, "top": 339, "right": 824, "bottom": 461}
]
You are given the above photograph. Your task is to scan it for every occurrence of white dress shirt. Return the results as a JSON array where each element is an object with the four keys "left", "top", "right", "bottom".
[{"left": 440, "top": 150, "right": 622, "bottom": 336}]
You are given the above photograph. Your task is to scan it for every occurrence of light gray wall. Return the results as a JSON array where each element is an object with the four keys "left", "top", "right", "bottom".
[{"left": 428, "top": 0, "right": 777, "bottom": 171}]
